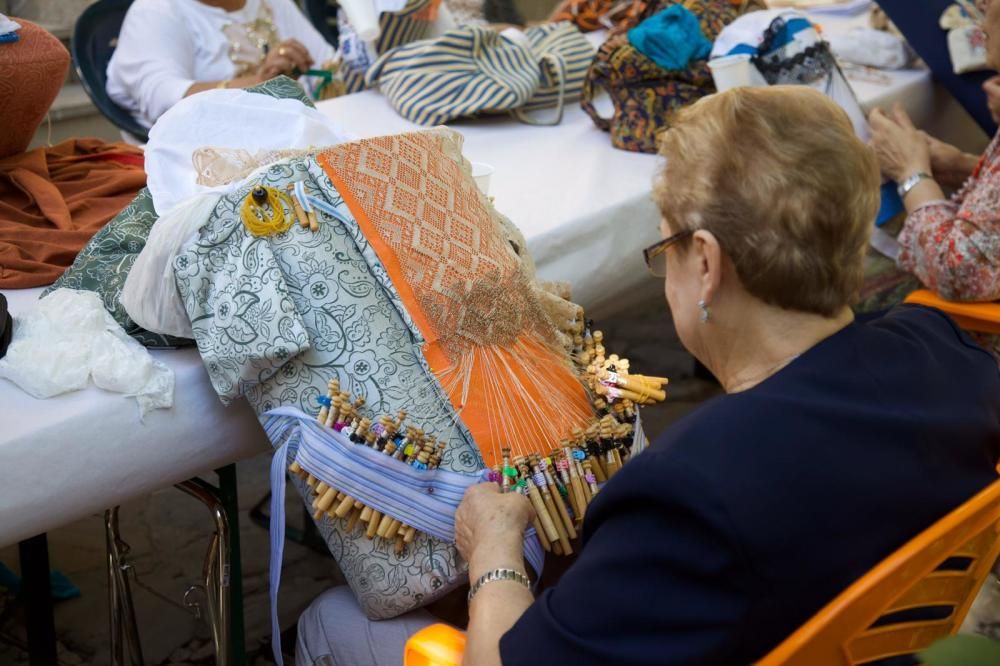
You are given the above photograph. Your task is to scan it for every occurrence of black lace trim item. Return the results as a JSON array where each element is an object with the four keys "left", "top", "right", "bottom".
[{"left": 751, "top": 17, "right": 836, "bottom": 86}]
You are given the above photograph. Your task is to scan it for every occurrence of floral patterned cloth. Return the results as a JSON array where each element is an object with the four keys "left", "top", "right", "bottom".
[
  {"left": 898, "top": 133, "right": 1000, "bottom": 303},
  {"left": 897, "top": 132, "right": 1000, "bottom": 358}
]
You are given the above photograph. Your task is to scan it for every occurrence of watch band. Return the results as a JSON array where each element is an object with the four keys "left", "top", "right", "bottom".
[
  {"left": 896, "top": 171, "right": 932, "bottom": 200},
  {"left": 467, "top": 567, "right": 531, "bottom": 603}
]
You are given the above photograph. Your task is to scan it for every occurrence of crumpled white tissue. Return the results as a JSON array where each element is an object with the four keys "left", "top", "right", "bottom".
[{"left": 0, "top": 289, "right": 174, "bottom": 417}]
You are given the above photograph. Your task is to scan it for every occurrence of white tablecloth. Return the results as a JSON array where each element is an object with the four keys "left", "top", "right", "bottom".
[
  {"left": 0, "top": 19, "right": 941, "bottom": 546},
  {"left": 0, "top": 288, "right": 269, "bottom": 547}
]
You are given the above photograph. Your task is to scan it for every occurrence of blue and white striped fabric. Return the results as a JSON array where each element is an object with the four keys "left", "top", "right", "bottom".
[
  {"left": 263, "top": 406, "right": 545, "bottom": 666},
  {"left": 341, "top": 0, "right": 440, "bottom": 93},
  {"left": 365, "top": 25, "right": 541, "bottom": 125},
  {"left": 521, "top": 22, "right": 595, "bottom": 113}
]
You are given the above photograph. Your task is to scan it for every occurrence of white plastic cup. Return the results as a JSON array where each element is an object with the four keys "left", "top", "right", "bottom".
[
  {"left": 471, "top": 162, "right": 494, "bottom": 195},
  {"left": 339, "top": 0, "right": 381, "bottom": 42},
  {"left": 707, "top": 54, "right": 767, "bottom": 92}
]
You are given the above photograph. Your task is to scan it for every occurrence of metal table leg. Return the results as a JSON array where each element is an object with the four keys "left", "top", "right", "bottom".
[
  {"left": 105, "top": 508, "right": 144, "bottom": 666},
  {"left": 103, "top": 464, "right": 246, "bottom": 666},
  {"left": 19, "top": 533, "right": 57, "bottom": 666},
  {"left": 215, "top": 464, "right": 246, "bottom": 664}
]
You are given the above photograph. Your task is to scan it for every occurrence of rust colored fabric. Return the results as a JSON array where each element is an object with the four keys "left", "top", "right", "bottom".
[
  {"left": 0, "top": 139, "right": 146, "bottom": 289},
  {"left": 0, "top": 19, "right": 69, "bottom": 159}
]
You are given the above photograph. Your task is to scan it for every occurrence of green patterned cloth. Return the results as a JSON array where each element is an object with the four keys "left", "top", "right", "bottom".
[{"left": 42, "top": 77, "right": 314, "bottom": 347}]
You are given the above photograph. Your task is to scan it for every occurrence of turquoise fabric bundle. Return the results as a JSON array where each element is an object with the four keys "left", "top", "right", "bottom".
[{"left": 628, "top": 5, "right": 712, "bottom": 71}]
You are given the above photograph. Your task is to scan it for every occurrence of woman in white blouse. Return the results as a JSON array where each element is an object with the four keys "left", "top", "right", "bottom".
[{"left": 107, "top": 0, "right": 336, "bottom": 130}]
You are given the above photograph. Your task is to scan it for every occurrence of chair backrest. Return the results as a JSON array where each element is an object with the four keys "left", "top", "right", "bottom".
[
  {"left": 758, "top": 478, "right": 1000, "bottom": 666},
  {"left": 904, "top": 290, "right": 1000, "bottom": 334},
  {"left": 71, "top": 0, "right": 149, "bottom": 143},
  {"left": 875, "top": 0, "right": 998, "bottom": 137},
  {"left": 303, "top": 0, "right": 340, "bottom": 49}
]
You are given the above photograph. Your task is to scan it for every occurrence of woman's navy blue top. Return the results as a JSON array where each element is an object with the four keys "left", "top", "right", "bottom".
[{"left": 500, "top": 305, "right": 1000, "bottom": 665}]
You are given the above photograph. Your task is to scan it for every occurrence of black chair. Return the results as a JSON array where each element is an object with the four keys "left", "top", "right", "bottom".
[
  {"left": 71, "top": 0, "right": 149, "bottom": 143},
  {"left": 303, "top": 0, "right": 340, "bottom": 49},
  {"left": 876, "top": 0, "right": 997, "bottom": 137}
]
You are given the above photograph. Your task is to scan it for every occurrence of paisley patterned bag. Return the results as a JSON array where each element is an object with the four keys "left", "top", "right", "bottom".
[
  {"left": 174, "top": 128, "right": 593, "bottom": 630},
  {"left": 580, "top": 0, "right": 761, "bottom": 153}
]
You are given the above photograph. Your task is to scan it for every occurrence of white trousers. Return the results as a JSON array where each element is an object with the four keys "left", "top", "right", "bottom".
[{"left": 296, "top": 586, "right": 436, "bottom": 666}]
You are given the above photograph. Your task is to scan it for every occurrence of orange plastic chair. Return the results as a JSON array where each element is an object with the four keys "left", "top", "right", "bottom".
[
  {"left": 405, "top": 481, "right": 1000, "bottom": 666},
  {"left": 758, "top": 478, "right": 1000, "bottom": 666},
  {"left": 904, "top": 290, "right": 1000, "bottom": 334},
  {"left": 404, "top": 623, "right": 466, "bottom": 666}
]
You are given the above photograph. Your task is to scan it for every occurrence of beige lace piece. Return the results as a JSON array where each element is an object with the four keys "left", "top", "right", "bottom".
[{"left": 192, "top": 147, "right": 313, "bottom": 187}]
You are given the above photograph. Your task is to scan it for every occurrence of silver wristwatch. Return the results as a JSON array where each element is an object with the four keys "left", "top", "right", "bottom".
[
  {"left": 467, "top": 568, "right": 531, "bottom": 603},
  {"left": 896, "top": 171, "right": 932, "bottom": 200}
]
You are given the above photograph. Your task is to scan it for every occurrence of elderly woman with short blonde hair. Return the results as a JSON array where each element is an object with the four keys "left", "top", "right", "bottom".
[{"left": 294, "top": 87, "right": 1000, "bottom": 666}]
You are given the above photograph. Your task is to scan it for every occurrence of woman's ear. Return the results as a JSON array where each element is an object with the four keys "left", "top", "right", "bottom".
[{"left": 692, "top": 229, "right": 723, "bottom": 305}]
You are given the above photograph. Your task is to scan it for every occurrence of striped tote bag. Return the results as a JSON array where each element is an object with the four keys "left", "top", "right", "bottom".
[
  {"left": 340, "top": 0, "right": 442, "bottom": 93},
  {"left": 519, "top": 22, "right": 596, "bottom": 123},
  {"left": 364, "top": 26, "right": 542, "bottom": 125}
]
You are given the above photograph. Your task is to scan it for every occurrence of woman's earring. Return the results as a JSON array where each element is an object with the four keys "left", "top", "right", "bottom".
[{"left": 698, "top": 300, "right": 711, "bottom": 323}]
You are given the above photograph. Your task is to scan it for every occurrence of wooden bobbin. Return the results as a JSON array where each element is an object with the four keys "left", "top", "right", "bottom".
[
  {"left": 563, "top": 447, "right": 588, "bottom": 523},
  {"left": 384, "top": 518, "right": 403, "bottom": 540},
  {"left": 366, "top": 509, "right": 382, "bottom": 539},
  {"left": 345, "top": 507, "right": 362, "bottom": 533},
  {"left": 587, "top": 454, "right": 607, "bottom": 483},
  {"left": 530, "top": 456, "right": 576, "bottom": 540},
  {"left": 314, "top": 487, "right": 339, "bottom": 515},
  {"left": 333, "top": 493, "right": 356, "bottom": 519},
  {"left": 547, "top": 451, "right": 577, "bottom": 521},
  {"left": 516, "top": 461, "right": 560, "bottom": 546},
  {"left": 574, "top": 459, "right": 592, "bottom": 505},
  {"left": 376, "top": 512, "right": 397, "bottom": 539},
  {"left": 583, "top": 460, "right": 600, "bottom": 497},
  {"left": 532, "top": 515, "right": 552, "bottom": 552},
  {"left": 286, "top": 184, "right": 310, "bottom": 229}
]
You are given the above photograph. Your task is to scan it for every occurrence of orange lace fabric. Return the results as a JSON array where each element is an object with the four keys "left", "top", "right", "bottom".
[{"left": 318, "top": 130, "right": 593, "bottom": 466}]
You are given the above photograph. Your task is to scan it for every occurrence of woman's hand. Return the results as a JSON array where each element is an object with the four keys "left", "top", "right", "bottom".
[
  {"left": 257, "top": 38, "right": 313, "bottom": 80},
  {"left": 455, "top": 483, "right": 532, "bottom": 566},
  {"left": 922, "top": 131, "right": 980, "bottom": 188},
  {"left": 869, "top": 105, "right": 932, "bottom": 182}
]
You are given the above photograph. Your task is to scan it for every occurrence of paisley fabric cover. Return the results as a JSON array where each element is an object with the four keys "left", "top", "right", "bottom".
[
  {"left": 42, "top": 77, "right": 314, "bottom": 347},
  {"left": 174, "top": 128, "right": 589, "bottom": 618},
  {"left": 581, "top": 0, "right": 760, "bottom": 153}
]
